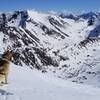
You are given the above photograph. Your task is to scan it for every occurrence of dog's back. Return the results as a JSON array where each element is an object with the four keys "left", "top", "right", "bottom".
[{"left": 0, "top": 58, "right": 10, "bottom": 75}]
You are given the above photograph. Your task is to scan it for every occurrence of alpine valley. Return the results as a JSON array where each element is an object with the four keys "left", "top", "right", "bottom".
[{"left": 0, "top": 10, "right": 100, "bottom": 87}]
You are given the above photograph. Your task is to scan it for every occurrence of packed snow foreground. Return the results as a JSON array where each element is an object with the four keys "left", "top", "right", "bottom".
[{"left": 0, "top": 63, "right": 100, "bottom": 100}]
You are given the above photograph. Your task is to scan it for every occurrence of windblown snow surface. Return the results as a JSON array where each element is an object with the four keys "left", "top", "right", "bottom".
[{"left": 0, "top": 63, "right": 100, "bottom": 100}]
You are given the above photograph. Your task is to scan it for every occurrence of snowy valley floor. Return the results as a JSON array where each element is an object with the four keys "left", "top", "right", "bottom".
[{"left": 0, "top": 64, "right": 100, "bottom": 100}]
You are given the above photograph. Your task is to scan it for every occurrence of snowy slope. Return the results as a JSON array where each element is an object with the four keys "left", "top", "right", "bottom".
[
  {"left": 0, "top": 10, "right": 100, "bottom": 87},
  {"left": 0, "top": 64, "right": 100, "bottom": 100}
]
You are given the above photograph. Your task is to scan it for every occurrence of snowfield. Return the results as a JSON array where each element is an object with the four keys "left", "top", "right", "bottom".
[
  {"left": 1, "top": 10, "right": 100, "bottom": 100},
  {"left": 1, "top": 10, "right": 100, "bottom": 86},
  {"left": 0, "top": 64, "right": 100, "bottom": 100}
]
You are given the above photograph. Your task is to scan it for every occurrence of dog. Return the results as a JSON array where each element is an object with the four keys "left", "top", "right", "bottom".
[{"left": 0, "top": 50, "right": 13, "bottom": 85}]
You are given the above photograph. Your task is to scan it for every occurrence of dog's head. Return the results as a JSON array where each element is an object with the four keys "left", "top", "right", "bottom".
[{"left": 2, "top": 50, "right": 14, "bottom": 61}]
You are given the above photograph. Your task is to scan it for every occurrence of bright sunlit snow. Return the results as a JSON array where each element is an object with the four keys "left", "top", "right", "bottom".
[{"left": 0, "top": 64, "right": 100, "bottom": 100}]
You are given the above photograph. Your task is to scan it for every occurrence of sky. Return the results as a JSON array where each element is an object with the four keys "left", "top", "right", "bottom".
[{"left": 0, "top": 0, "right": 100, "bottom": 13}]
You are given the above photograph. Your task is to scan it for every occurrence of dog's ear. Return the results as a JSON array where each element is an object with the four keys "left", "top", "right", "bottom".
[
  {"left": 10, "top": 51, "right": 14, "bottom": 61},
  {"left": 2, "top": 50, "right": 14, "bottom": 61},
  {"left": 8, "top": 50, "right": 14, "bottom": 61}
]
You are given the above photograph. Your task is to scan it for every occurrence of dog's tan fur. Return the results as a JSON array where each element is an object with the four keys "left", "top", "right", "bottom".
[{"left": 0, "top": 50, "right": 13, "bottom": 84}]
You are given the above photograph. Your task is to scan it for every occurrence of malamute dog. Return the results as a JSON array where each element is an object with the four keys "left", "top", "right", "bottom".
[{"left": 0, "top": 50, "right": 13, "bottom": 85}]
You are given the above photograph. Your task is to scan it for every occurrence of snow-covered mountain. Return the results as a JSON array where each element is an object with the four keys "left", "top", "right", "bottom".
[{"left": 0, "top": 10, "right": 100, "bottom": 87}]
